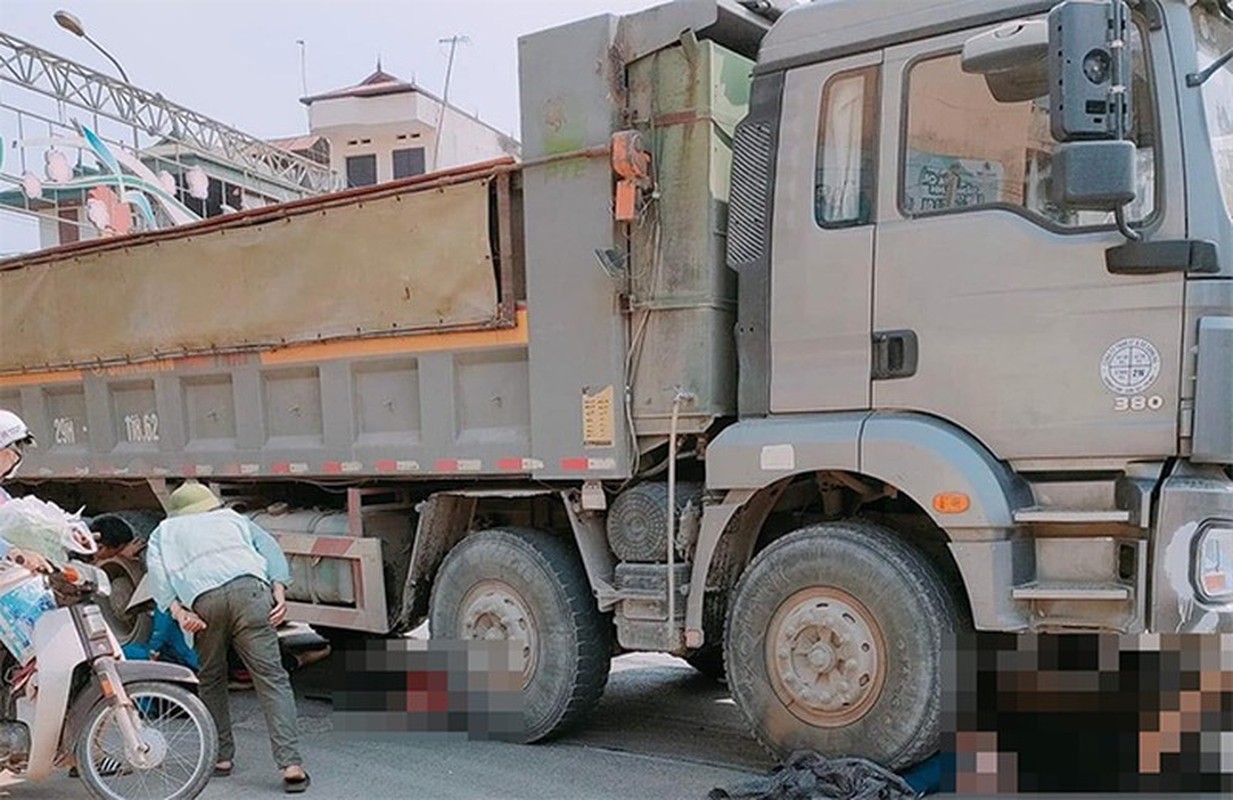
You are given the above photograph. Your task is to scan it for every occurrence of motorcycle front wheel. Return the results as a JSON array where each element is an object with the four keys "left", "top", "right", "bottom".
[{"left": 76, "top": 681, "right": 217, "bottom": 800}]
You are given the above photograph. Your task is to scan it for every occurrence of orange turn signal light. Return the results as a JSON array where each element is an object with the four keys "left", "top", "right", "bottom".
[{"left": 932, "top": 492, "right": 970, "bottom": 514}]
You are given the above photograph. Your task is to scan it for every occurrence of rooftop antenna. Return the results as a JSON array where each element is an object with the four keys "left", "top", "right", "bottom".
[{"left": 432, "top": 34, "right": 470, "bottom": 171}]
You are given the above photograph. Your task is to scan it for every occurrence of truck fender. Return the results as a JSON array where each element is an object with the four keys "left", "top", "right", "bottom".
[
  {"left": 860, "top": 412, "right": 1031, "bottom": 531},
  {"left": 704, "top": 411, "right": 1028, "bottom": 530},
  {"left": 688, "top": 412, "right": 1030, "bottom": 644}
]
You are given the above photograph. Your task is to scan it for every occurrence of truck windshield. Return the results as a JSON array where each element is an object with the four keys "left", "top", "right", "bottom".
[{"left": 1193, "top": 6, "right": 1233, "bottom": 221}]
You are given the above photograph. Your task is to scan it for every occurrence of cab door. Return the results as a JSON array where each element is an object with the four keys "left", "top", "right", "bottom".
[
  {"left": 871, "top": 21, "right": 1183, "bottom": 463},
  {"left": 769, "top": 52, "right": 881, "bottom": 413}
]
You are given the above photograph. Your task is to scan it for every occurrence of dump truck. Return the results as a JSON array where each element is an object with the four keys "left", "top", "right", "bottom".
[{"left": 2, "top": 0, "right": 1233, "bottom": 769}]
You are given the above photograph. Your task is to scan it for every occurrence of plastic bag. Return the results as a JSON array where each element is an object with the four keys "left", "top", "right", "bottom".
[
  {"left": 0, "top": 496, "right": 97, "bottom": 563},
  {"left": 0, "top": 568, "right": 56, "bottom": 664}
]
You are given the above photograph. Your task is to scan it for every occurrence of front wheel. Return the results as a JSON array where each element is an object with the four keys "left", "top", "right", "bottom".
[
  {"left": 725, "top": 520, "right": 958, "bottom": 770},
  {"left": 76, "top": 681, "right": 217, "bottom": 800}
]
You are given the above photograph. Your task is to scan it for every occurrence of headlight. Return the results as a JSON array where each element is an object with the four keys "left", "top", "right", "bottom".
[
  {"left": 1194, "top": 523, "right": 1233, "bottom": 603},
  {"left": 80, "top": 605, "right": 110, "bottom": 641}
]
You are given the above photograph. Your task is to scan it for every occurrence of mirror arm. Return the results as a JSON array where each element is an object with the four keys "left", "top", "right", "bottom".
[
  {"left": 1111, "top": 1, "right": 1140, "bottom": 241},
  {"left": 1115, "top": 206, "right": 1142, "bottom": 241},
  {"left": 1187, "top": 46, "right": 1233, "bottom": 87}
]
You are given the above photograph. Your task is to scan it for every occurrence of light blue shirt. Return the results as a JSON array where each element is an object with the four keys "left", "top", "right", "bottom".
[{"left": 145, "top": 508, "right": 291, "bottom": 611}]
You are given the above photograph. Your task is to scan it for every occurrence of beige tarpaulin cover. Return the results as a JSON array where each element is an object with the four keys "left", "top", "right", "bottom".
[{"left": 0, "top": 180, "right": 499, "bottom": 372}]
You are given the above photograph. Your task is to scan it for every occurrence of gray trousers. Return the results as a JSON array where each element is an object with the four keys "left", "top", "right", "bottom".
[{"left": 192, "top": 575, "right": 302, "bottom": 767}]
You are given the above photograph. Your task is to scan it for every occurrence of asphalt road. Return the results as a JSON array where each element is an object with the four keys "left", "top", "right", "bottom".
[
  {"left": 0, "top": 653, "right": 770, "bottom": 800},
  {"left": 4, "top": 649, "right": 1226, "bottom": 800}
]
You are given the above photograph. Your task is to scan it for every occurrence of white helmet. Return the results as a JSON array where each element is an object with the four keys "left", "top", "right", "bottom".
[
  {"left": 0, "top": 410, "right": 33, "bottom": 450},
  {"left": 0, "top": 410, "right": 34, "bottom": 480}
]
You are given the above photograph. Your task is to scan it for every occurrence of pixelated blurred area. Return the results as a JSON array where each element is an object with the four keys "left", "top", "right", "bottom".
[
  {"left": 943, "top": 633, "right": 1233, "bottom": 794},
  {"left": 329, "top": 638, "right": 525, "bottom": 740}
]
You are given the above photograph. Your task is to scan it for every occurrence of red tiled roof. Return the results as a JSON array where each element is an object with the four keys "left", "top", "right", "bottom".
[{"left": 301, "top": 65, "right": 426, "bottom": 105}]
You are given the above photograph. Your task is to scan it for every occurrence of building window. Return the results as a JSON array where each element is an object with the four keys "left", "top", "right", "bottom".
[
  {"left": 346, "top": 154, "right": 378, "bottom": 188},
  {"left": 815, "top": 66, "right": 880, "bottom": 227},
  {"left": 392, "top": 147, "right": 426, "bottom": 179},
  {"left": 901, "top": 27, "right": 1154, "bottom": 227}
]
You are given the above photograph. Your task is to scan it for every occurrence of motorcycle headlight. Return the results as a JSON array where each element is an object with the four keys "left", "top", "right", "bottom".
[{"left": 1194, "top": 522, "right": 1233, "bottom": 603}]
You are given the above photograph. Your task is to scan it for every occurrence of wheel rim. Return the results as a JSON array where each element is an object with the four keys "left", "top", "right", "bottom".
[
  {"left": 81, "top": 688, "right": 209, "bottom": 800},
  {"left": 458, "top": 579, "right": 538, "bottom": 689},
  {"left": 765, "top": 586, "right": 887, "bottom": 728}
]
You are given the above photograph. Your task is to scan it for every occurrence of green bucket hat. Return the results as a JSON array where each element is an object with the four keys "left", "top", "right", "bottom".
[{"left": 168, "top": 482, "right": 222, "bottom": 517}]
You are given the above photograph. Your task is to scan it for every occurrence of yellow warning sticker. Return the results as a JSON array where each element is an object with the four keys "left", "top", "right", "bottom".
[{"left": 582, "top": 385, "right": 616, "bottom": 448}]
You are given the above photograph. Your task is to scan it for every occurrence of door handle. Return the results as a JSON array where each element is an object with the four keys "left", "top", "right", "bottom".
[
  {"left": 1105, "top": 239, "right": 1219, "bottom": 275},
  {"left": 872, "top": 330, "right": 918, "bottom": 380}
]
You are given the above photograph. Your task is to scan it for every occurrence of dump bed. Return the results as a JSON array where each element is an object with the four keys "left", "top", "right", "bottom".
[
  {"left": 0, "top": 162, "right": 533, "bottom": 481},
  {"left": 0, "top": 0, "right": 760, "bottom": 484}
]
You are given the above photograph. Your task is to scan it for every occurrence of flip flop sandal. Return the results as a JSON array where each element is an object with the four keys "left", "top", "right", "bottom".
[
  {"left": 284, "top": 771, "right": 311, "bottom": 794},
  {"left": 214, "top": 762, "right": 234, "bottom": 777}
]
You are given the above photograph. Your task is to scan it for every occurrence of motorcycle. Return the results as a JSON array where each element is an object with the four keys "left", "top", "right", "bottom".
[{"left": 0, "top": 557, "right": 217, "bottom": 799}]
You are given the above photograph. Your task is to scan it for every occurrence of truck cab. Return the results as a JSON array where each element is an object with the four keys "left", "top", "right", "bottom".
[{"left": 706, "top": 0, "right": 1233, "bottom": 767}]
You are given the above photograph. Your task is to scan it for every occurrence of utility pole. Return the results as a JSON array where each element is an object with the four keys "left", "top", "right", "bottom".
[{"left": 432, "top": 34, "right": 470, "bottom": 172}]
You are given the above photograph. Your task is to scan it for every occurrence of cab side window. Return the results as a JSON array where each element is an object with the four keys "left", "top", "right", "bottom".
[
  {"left": 815, "top": 66, "right": 880, "bottom": 227},
  {"left": 901, "top": 25, "right": 1155, "bottom": 228}
]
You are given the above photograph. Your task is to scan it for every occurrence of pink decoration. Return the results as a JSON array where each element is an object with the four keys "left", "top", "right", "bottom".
[
  {"left": 44, "top": 149, "right": 72, "bottom": 183},
  {"left": 20, "top": 172, "right": 42, "bottom": 200}
]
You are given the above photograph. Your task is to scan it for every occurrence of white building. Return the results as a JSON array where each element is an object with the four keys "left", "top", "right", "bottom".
[{"left": 284, "top": 64, "right": 520, "bottom": 188}]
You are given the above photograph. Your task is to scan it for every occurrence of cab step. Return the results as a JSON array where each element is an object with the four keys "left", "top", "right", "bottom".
[
  {"left": 1011, "top": 581, "right": 1133, "bottom": 601},
  {"left": 1013, "top": 507, "right": 1131, "bottom": 524}
]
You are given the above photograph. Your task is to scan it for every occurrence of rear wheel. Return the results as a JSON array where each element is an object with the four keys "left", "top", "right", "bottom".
[
  {"left": 724, "top": 519, "right": 958, "bottom": 769},
  {"left": 76, "top": 681, "right": 216, "bottom": 800},
  {"left": 429, "top": 528, "right": 610, "bottom": 741}
]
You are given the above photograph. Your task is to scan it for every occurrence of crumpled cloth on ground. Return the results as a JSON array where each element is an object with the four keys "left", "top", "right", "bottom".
[{"left": 708, "top": 751, "right": 920, "bottom": 800}]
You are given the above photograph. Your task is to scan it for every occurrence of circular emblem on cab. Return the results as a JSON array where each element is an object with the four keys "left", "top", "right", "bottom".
[{"left": 1100, "top": 337, "right": 1161, "bottom": 396}]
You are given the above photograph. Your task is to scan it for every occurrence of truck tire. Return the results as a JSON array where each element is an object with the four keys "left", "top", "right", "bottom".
[
  {"left": 724, "top": 520, "right": 957, "bottom": 770},
  {"left": 95, "top": 556, "right": 152, "bottom": 648},
  {"left": 90, "top": 510, "right": 163, "bottom": 647},
  {"left": 429, "top": 528, "right": 610, "bottom": 742}
]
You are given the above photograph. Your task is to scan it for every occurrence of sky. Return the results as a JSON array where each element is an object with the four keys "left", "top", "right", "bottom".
[
  {"left": 2, "top": 0, "right": 661, "bottom": 142},
  {"left": 0, "top": 0, "right": 663, "bottom": 253}
]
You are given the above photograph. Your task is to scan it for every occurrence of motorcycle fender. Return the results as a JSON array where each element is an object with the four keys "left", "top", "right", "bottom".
[{"left": 60, "top": 660, "right": 199, "bottom": 756}]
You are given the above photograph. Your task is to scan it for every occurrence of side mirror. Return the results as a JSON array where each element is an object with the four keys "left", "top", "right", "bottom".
[
  {"left": 1048, "top": 0, "right": 1133, "bottom": 142},
  {"left": 961, "top": 20, "right": 1048, "bottom": 103},
  {"left": 1050, "top": 140, "right": 1136, "bottom": 210}
]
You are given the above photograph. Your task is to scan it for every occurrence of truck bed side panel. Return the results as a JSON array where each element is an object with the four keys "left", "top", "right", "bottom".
[{"left": 0, "top": 179, "right": 499, "bottom": 373}]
